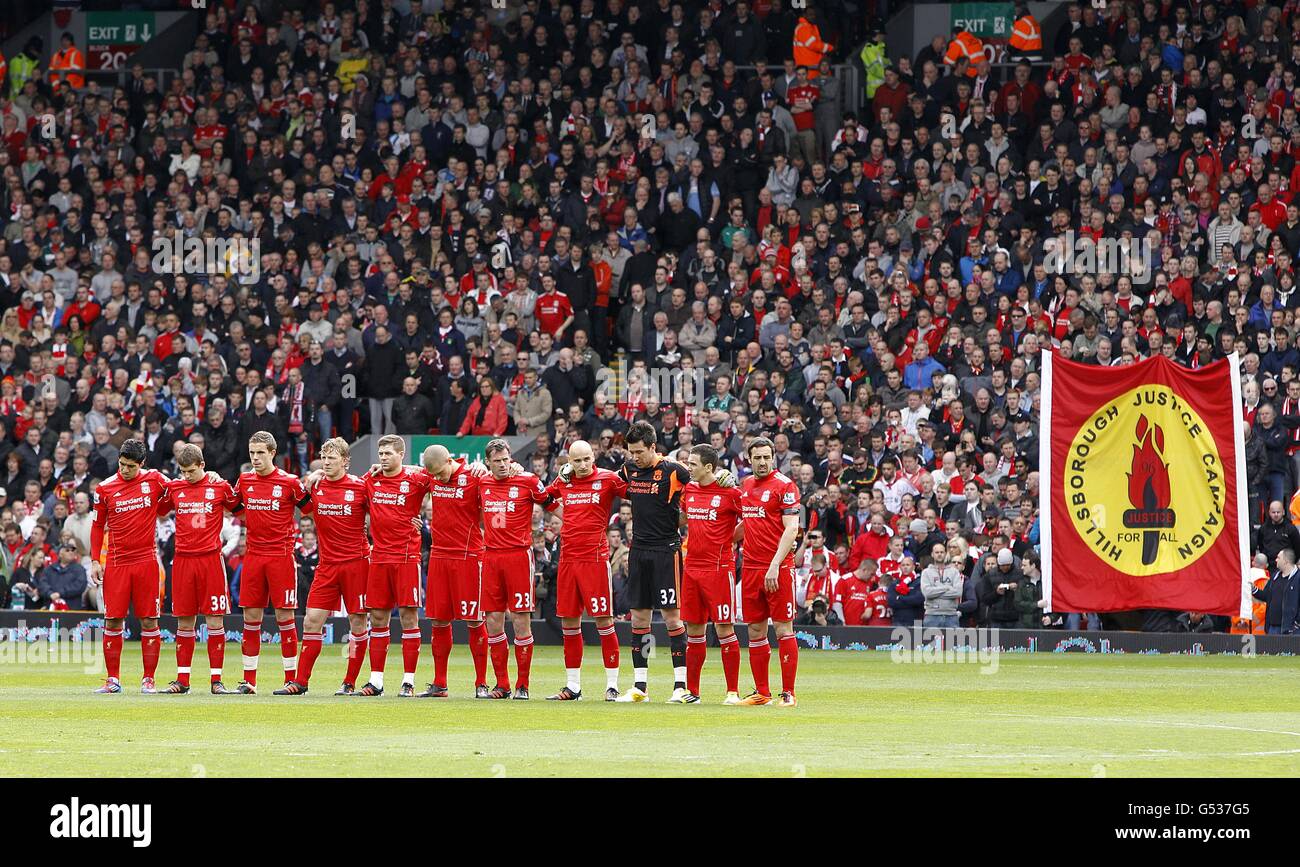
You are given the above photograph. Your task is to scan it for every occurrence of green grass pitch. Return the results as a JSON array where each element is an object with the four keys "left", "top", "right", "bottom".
[{"left": 3, "top": 644, "right": 1299, "bottom": 777}]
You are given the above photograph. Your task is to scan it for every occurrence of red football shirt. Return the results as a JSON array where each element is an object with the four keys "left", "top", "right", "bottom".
[
  {"left": 681, "top": 481, "right": 741, "bottom": 570},
  {"left": 787, "top": 84, "right": 820, "bottom": 131},
  {"left": 864, "top": 588, "right": 893, "bottom": 626},
  {"left": 739, "top": 470, "right": 800, "bottom": 568},
  {"left": 365, "top": 466, "right": 432, "bottom": 564},
  {"left": 236, "top": 468, "right": 307, "bottom": 557},
  {"left": 92, "top": 469, "right": 166, "bottom": 565},
  {"left": 535, "top": 290, "right": 573, "bottom": 336},
  {"left": 545, "top": 467, "right": 628, "bottom": 560},
  {"left": 428, "top": 461, "right": 485, "bottom": 560},
  {"left": 304, "top": 473, "right": 371, "bottom": 565},
  {"left": 160, "top": 476, "right": 239, "bottom": 555},
  {"left": 480, "top": 472, "right": 552, "bottom": 551},
  {"left": 836, "top": 574, "right": 875, "bottom": 625}
]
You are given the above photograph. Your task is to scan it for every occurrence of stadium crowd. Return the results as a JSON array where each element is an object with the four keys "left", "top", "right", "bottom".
[{"left": 1, "top": 0, "right": 1299, "bottom": 635}]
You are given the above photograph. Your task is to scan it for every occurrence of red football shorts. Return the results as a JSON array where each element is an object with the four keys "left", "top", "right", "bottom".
[
  {"left": 104, "top": 559, "right": 162, "bottom": 620},
  {"left": 239, "top": 552, "right": 298, "bottom": 610},
  {"left": 171, "top": 552, "right": 229, "bottom": 617},
  {"left": 307, "top": 558, "right": 369, "bottom": 614},
  {"left": 680, "top": 563, "right": 736, "bottom": 624},
  {"left": 481, "top": 548, "right": 535, "bottom": 613},
  {"left": 556, "top": 558, "right": 613, "bottom": 619},
  {"left": 367, "top": 560, "right": 422, "bottom": 610},
  {"left": 426, "top": 557, "right": 484, "bottom": 621},
  {"left": 738, "top": 562, "right": 796, "bottom": 624}
]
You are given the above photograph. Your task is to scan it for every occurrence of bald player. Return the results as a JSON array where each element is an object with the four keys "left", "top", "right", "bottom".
[{"left": 542, "top": 441, "right": 629, "bottom": 700}]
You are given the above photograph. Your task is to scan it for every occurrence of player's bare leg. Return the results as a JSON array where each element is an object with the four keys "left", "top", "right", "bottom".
[
  {"left": 421, "top": 615, "right": 452, "bottom": 697},
  {"left": 510, "top": 610, "right": 533, "bottom": 699},
  {"left": 773, "top": 619, "right": 798, "bottom": 706},
  {"left": 483, "top": 610, "right": 513, "bottom": 699},
  {"left": 395, "top": 606, "right": 422, "bottom": 697},
  {"left": 358, "top": 606, "right": 392, "bottom": 695},
  {"left": 238, "top": 606, "right": 265, "bottom": 693},
  {"left": 467, "top": 617, "right": 490, "bottom": 697},
  {"left": 739, "top": 621, "right": 773, "bottom": 705}
]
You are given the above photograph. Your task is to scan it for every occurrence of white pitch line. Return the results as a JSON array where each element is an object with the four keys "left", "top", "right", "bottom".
[{"left": 986, "top": 711, "right": 1300, "bottom": 739}]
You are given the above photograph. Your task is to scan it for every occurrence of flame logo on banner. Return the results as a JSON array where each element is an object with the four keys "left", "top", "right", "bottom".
[{"left": 1123, "top": 414, "right": 1176, "bottom": 565}]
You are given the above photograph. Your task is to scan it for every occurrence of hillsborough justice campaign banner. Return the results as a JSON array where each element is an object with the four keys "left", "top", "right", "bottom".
[{"left": 1040, "top": 352, "right": 1252, "bottom": 618}]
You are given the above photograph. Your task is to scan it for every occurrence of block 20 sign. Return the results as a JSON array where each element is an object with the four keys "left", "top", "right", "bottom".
[{"left": 86, "top": 12, "right": 156, "bottom": 71}]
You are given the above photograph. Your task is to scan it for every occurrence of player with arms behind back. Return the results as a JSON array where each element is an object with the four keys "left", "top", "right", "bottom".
[
  {"left": 279, "top": 437, "right": 371, "bottom": 695},
  {"left": 543, "top": 440, "right": 628, "bottom": 701},
  {"left": 737, "top": 436, "right": 802, "bottom": 707},
  {"left": 680, "top": 444, "right": 745, "bottom": 704},
  {"left": 89, "top": 438, "right": 168, "bottom": 694},
  {"left": 156, "top": 444, "right": 241, "bottom": 694},
  {"left": 421, "top": 444, "right": 492, "bottom": 698},
  {"left": 234, "top": 431, "right": 311, "bottom": 694},
  {"left": 354, "top": 435, "right": 432, "bottom": 697},
  {"left": 479, "top": 438, "right": 554, "bottom": 699}
]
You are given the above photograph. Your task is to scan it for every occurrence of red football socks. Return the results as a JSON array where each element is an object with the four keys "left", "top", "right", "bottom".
[
  {"left": 748, "top": 637, "right": 771, "bottom": 696},
  {"left": 241, "top": 621, "right": 261, "bottom": 686},
  {"left": 431, "top": 624, "right": 452, "bottom": 688},
  {"left": 597, "top": 625, "right": 619, "bottom": 669},
  {"left": 487, "top": 631, "right": 510, "bottom": 688},
  {"left": 207, "top": 628, "right": 225, "bottom": 683},
  {"left": 278, "top": 620, "right": 298, "bottom": 683},
  {"left": 718, "top": 632, "right": 741, "bottom": 693},
  {"left": 140, "top": 628, "right": 161, "bottom": 680},
  {"left": 401, "top": 628, "right": 421, "bottom": 679},
  {"left": 469, "top": 622, "right": 488, "bottom": 685},
  {"left": 368, "top": 627, "right": 390, "bottom": 678},
  {"left": 103, "top": 628, "right": 123, "bottom": 681},
  {"left": 175, "top": 628, "right": 196, "bottom": 687},
  {"left": 514, "top": 634, "right": 533, "bottom": 689},
  {"left": 297, "top": 631, "right": 324, "bottom": 685},
  {"left": 344, "top": 629, "right": 368, "bottom": 686},
  {"left": 779, "top": 633, "right": 799, "bottom": 695},
  {"left": 685, "top": 634, "right": 707, "bottom": 696},
  {"left": 561, "top": 627, "right": 583, "bottom": 669}
]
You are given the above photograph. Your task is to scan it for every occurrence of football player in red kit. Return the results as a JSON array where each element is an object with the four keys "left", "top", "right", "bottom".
[
  {"left": 835, "top": 559, "right": 878, "bottom": 626},
  {"left": 233, "top": 431, "right": 310, "bottom": 694},
  {"left": 479, "top": 438, "right": 554, "bottom": 700},
  {"left": 420, "top": 444, "right": 493, "bottom": 698},
  {"left": 355, "top": 435, "right": 432, "bottom": 697},
  {"left": 737, "top": 437, "right": 801, "bottom": 707},
  {"left": 156, "top": 444, "right": 241, "bottom": 694},
  {"left": 543, "top": 440, "right": 628, "bottom": 701},
  {"left": 680, "top": 444, "right": 745, "bottom": 704},
  {"left": 89, "top": 439, "right": 169, "bottom": 694},
  {"left": 278, "top": 437, "right": 372, "bottom": 695}
]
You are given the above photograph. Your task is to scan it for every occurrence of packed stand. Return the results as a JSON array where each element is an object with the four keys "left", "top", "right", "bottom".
[{"left": 0, "top": 0, "right": 1297, "bottom": 634}]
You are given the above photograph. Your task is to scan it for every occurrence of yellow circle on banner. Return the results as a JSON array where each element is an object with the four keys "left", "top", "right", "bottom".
[{"left": 1063, "top": 384, "right": 1227, "bottom": 576}]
